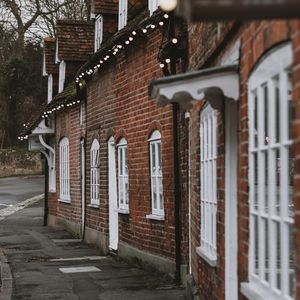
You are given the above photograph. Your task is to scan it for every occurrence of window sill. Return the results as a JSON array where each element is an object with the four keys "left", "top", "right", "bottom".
[
  {"left": 146, "top": 214, "right": 164, "bottom": 221},
  {"left": 240, "top": 282, "right": 282, "bottom": 300},
  {"left": 196, "top": 246, "right": 217, "bottom": 267},
  {"left": 117, "top": 208, "right": 129, "bottom": 215},
  {"left": 88, "top": 204, "right": 99, "bottom": 209},
  {"left": 58, "top": 199, "right": 71, "bottom": 204}
]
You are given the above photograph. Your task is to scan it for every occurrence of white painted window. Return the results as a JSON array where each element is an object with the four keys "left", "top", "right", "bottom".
[
  {"left": 149, "top": 0, "right": 159, "bottom": 15},
  {"left": 246, "top": 43, "right": 295, "bottom": 300},
  {"left": 117, "top": 138, "right": 129, "bottom": 210},
  {"left": 47, "top": 74, "right": 53, "bottom": 103},
  {"left": 90, "top": 139, "right": 100, "bottom": 206},
  {"left": 199, "top": 104, "right": 217, "bottom": 264},
  {"left": 80, "top": 101, "right": 85, "bottom": 126},
  {"left": 59, "top": 137, "right": 70, "bottom": 202},
  {"left": 58, "top": 60, "right": 66, "bottom": 93},
  {"left": 94, "top": 15, "right": 103, "bottom": 52},
  {"left": 149, "top": 131, "right": 164, "bottom": 216},
  {"left": 118, "top": 0, "right": 127, "bottom": 30}
]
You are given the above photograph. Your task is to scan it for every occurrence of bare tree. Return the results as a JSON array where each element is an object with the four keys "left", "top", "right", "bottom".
[{"left": 0, "top": 0, "right": 88, "bottom": 58}]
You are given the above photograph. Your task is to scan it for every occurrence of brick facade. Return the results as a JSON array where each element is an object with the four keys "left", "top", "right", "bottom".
[{"left": 187, "top": 20, "right": 300, "bottom": 299}]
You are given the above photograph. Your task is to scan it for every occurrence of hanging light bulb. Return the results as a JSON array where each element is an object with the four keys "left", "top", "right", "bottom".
[
  {"left": 159, "top": 21, "right": 164, "bottom": 26},
  {"left": 165, "top": 58, "right": 171, "bottom": 64},
  {"left": 160, "top": 63, "right": 165, "bottom": 68},
  {"left": 172, "top": 38, "right": 178, "bottom": 44},
  {"left": 142, "top": 28, "right": 147, "bottom": 33},
  {"left": 160, "top": 0, "right": 177, "bottom": 12}
]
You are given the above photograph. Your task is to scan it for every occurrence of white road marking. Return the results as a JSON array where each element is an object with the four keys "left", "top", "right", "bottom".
[
  {"left": 52, "top": 239, "right": 81, "bottom": 243},
  {"left": 59, "top": 266, "right": 102, "bottom": 274},
  {"left": 0, "top": 203, "right": 13, "bottom": 207},
  {"left": 0, "top": 194, "right": 44, "bottom": 220},
  {"left": 50, "top": 256, "right": 108, "bottom": 262}
]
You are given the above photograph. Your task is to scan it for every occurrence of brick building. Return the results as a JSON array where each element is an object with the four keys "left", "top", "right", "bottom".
[
  {"left": 151, "top": 17, "right": 300, "bottom": 300},
  {"left": 20, "top": 1, "right": 300, "bottom": 299}
]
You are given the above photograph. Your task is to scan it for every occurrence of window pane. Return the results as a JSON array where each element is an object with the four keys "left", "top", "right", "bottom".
[
  {"left": 152, "top": 179, "right": 157, "bottom": 209},
  {"left": 264, "top": 151, "right": 268, "bottom": 213},
  {"left": 151, "top": 143, "right": 156, "bottom": 174},
  {"left": 275, "top": 78, "right": 280, "bottom": 143},
  {"left": 254, "top": 152, "right": 258, "bottom": 211},
  {"left": 159, "top": 178, "right": 163, "bottom": 211},
  {"left": 264, "top": 85, "right": 269, "bottom": 145},
  {"left": 254, "top": 93, "right": 258, "bottom": 148},
  {"left": 119, "top": 148, "right": 123, "bottom": 175},
  {"left": 289, "top": 147, "right": 294, "bottom": 218},
  {"left": 275, "top": 149, "right": 280, "bottom": 216},
  {"left": 125, "top": 177, "right": 129, "bottom": 205},
  {"left": 124, "top": 147, "right": 128, "bottom": 175},
  {"left": 158, "top": 142, "right": 162, "bottom": 174},
  {"left": 265, "top": 219, "right": 269, "bottom": 282},
  {"left": 254, "top": 215, "right": 259, "bottom": 276},
  {"left": 289, "top": 223, "right": 296, "bottom": 297},
  {"left": 276, "top": 221, "right": 281, "bottom": 290}
]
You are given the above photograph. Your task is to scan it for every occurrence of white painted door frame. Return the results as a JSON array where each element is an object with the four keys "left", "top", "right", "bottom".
[
  {"left": 80, "top": 139, "right": 86, "bottom": 239},
  {"left": 108, "top": 137, "right": 118, "bottom": 250},
  {"left": 225, "top": 100, "right": 238, "bottom": 300}
]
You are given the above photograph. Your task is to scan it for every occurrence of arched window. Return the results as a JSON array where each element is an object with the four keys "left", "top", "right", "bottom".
[
  {"left": 90, "top": 139, "right": 100, "bottom": 206},
  {"left": 199, "top": 104, "right": 217, "bottom": 265},
  {"left": 117, "top": 138, "right": 128, "bottom": 211},
  {"left": 59, "top": 137, "right": 70, "bottom": 201},
  {"left": 148, "top": 130, "right": 164, "bottom": 217},
  {"left": 243, "top": 43, "right": 295, "bottom": 299}
]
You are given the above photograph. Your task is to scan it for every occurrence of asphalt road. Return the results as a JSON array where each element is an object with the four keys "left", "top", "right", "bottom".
[{"left": 0, "top": 176, "right": 44, "bottom": 210}]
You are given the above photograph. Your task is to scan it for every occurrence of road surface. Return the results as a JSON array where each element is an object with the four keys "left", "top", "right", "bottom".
[{"left": 0, "top": 176, "right": 44, "bottom": 210}]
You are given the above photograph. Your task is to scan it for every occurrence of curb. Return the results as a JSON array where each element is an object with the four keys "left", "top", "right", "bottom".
[{"left": 0, "top": 249, "right": 12, "bottom": 300}]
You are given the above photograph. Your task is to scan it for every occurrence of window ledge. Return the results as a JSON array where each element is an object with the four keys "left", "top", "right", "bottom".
[
  {"left": 58, "top": 199, "right": 71, "bottom": 204},
  {"left": 88, "top": 204, "right": 99, "bottom": 209},
  {"left": 240, "top": 282, "right": 282, "bottom": 300},
  {"left": 146, "top": 214, "right": 164, "bottom": 221},
  {"left": 196, "top": 246, "right": 217, "bottom": 267},
  {"left": 117, "top": 208, "right": 129, "bottom": 215}
]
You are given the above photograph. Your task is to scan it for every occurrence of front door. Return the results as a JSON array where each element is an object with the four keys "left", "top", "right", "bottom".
[
  {"left": 108, "top": 137, "right": 118, "bottom": 250},
  {"left": 225, "top": 100, "right": 238, "bottom": 300}
]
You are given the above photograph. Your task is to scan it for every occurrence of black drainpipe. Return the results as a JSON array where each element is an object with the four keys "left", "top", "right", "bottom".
[
  {"left": 43, "top": 157, "right": 48, "bottom": 226},
  {"left": 169, "top": 12, "right": 181, "bottom": 284}
]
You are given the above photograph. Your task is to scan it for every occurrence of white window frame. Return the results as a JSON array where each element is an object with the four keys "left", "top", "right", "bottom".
[
  {"left": 58, "top": 60, "right": 66, "bottom": 93},
  {"left": 59, "top": 137, "right": 70, "bottom": 202},
  {"left": 197, "top": 103, "right": 218, "bottom": 266},
  {"left": 117, "top": 138, "right": 129, "bottom": 211},
  {"left": 241, "top": 43, "right": 295, "bottom": 300},
  {"left": 47, "top": 74, "right": 53, "bottom": 104},
  {"left": 94, "top": 15, "right": 103, "bottom": 52},
  {"left": 148, "top": 131, "right": 164, "bottom": 217},
  {"left": 118, "top": 0, "right": 128, "bottom": 30},
  {"left": 90, "top": 139, "right": 100, "bottom": 207},
  {"left": 149, "top": 0, "right": 159, "bottom": 15},
  {"left": 80, "top": 101, "right": 85, "bottom": 126}
]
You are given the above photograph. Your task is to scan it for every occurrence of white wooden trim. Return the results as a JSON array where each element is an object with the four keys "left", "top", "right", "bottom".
[
  {"left": 118, "top": 0, "right": 127, "bottom": 30},
  {"left": 225, "top": 100, "right": 238, "bottom": 300},
  {"left": 199, "top": 104, "right": 217, "bottom": 262},
  {"left": 90, "top": 139, "right": 100, "bottom": 206},
  {"left": 245, "top": 43, "right": 295, "bottom": 300},
  {"left": 94, "top": 15, "right": 103, "bottom": 52},
  {"left": 59, "top": 137, "right": 70, "bottom": 201},
  {"left": 117, "top": 139, "right": 128, "bottom": 210},
  {"left": 58, "top": 61, "right": 66, "bottom": 93},
  {"left": 47, "top": 74, "right": 53, "bottom": 103}
]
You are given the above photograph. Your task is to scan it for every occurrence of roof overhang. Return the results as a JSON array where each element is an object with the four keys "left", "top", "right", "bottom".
[
  {"left": 149, "top": 65, "right": 239, "bottom": 111},
  {"left": 176, "top": 0, "right": 300, "bottom": 20}
]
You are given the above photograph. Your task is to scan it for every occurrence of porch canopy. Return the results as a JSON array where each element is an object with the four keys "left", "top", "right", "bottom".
[
  {"left": 176, "top": 0, "right": 300, "bottom": 20},
  {"left": 149, "top": 64, "right": 239, "bottom": 111}
]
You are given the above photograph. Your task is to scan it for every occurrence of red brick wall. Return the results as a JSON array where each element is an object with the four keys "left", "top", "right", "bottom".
[
  {"left": 49, "top": 103, "right": 85, "bottom": 226},
  {"left": 85, "top": 28, "right": 188, "bottom": 263},
  {"left": 188, "top": 20, "right": 300, "bottom": 299}
]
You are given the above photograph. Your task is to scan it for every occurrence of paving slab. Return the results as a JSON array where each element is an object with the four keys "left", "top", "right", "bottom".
[{"left": 0, "top": 199, "right": 185, "bottom": 300}]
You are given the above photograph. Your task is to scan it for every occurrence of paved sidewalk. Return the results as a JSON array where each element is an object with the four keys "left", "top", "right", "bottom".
[{"left": 0, "top": 199, "right": 185, "bottom": 300}]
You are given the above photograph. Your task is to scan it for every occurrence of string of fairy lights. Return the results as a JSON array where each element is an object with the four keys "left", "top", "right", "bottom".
[{"left": 18, "top": 12, "right": 177, "bottom": 141}]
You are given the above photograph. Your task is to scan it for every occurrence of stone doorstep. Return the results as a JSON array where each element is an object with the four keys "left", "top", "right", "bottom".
[{"left": 0, "top": 249, "right": 12, "bottom": 300}]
